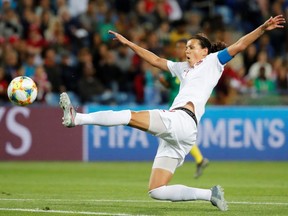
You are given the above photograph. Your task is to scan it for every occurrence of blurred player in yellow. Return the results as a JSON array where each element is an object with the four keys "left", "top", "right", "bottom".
[{"left": 159, "top": 39, "right": 209, "bottom": 178}]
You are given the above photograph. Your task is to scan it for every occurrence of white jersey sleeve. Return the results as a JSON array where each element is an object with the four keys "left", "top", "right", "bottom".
[{"left": 167, "top": 60, "right": 190, "bottom": 81}]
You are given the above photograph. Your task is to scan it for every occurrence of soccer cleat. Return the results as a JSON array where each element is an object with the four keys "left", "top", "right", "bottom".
[
  {"left": 59, "top": 92, "right": 76, "bottom": 128},
  {"left": 194, "top": 158, "right": 209, "bottom": 178},
  {"left": 210, "top": 185, "right": 228, "bottom": 211}
]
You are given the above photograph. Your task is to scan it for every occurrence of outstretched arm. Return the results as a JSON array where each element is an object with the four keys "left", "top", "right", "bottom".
[
  {"left": 227, "top": 15, "right": 286, "bottom": 56},
  {"left": 109, "top": 30, "right": 169, "bottom": 72}
]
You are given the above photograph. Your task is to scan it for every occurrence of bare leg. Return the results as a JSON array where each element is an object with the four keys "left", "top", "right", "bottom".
[
  {"left": 148, "top": 158, "right": 213, "bottom": 203},
  {"left": 128, "top": 111, "right": 150, "bottom": 131},
  {"left": 149, "top": 168, "right": 174, "bottom": 190}
]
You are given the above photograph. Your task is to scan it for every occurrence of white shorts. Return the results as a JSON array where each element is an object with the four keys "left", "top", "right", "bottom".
[{"left": 148, "top": 109, "right": 197, "bottom": 167}]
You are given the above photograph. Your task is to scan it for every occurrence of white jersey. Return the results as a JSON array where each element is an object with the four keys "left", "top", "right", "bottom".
[{"left": 167, "top": 52, "right": 224, "bottom": 122}]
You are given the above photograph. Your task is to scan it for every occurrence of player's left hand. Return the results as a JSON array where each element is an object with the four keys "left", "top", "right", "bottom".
[{"left": 263, "top": 15, "right": 286, "bottom": 31}]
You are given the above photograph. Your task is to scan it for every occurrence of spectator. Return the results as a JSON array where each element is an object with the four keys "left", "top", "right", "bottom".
[
  {"left": 18, "top": 0, "right": 35, "bottom": 13},
  {"left": 98, "top": 50, "right": 130, "bottom": 104},
  {"left": 35, "top": 0, "right": 52, "bottom": 16},
  {"left": 134, "top": 68, "right": 145, "bottom": 104},
  {"left": 26, "top": 25, "right": 48, "bottom": 55},
  {"left": 214, "top": 63, "right": 236, "bottom": 105},
  {"left": 78, "top": 64, "right": 112, "bottom": 104},
  {"left": 40, "top": 9, "right": 55, "bottom": 37},
  {"left": 58, "top": 7, "right": 87, "bottom": 50},
  {"left": 97, "top": 50, "right": 120, "bottom": 90},
  {"left": 0, "top": 8, "right": 22, "bottom": 40},
  {"left": 254, "top": 66, "right": 276, "bottom": 94},
  {"left": 134, "top": 0, "right": 154, "bottom": 25},
  {"left": 98, "top": 10, "right": 117, "bottom": 43},
  {"left": 169, "top": 19, "right": 191, "bottom": 45},
  {"left": 33, "top": 65, "right": 51, "bottom": 103},
  {"left": 20, "top": 8, "right": 36, "bottom": 39},
  {"left": 275, "top": 61, "right": 288, "bottom": 94},
  {"left": 238, "top": 1, "right": 265, "bottom": 33},
  {"left": 257, "top": 34, "right": 275, "bottom": 59},
  {"left": 78, "top": 1, "right": 97, "bottom": 34},
  {"left": 91, "top": 33, "right": 104, "bottom": 69},
  {"left": 44, "top": 17, "right": 70, "bottom": 53},
  {"left": 59, "top": 51, "right": 80, "bottom": 104},
  {"left": 242, "top": 44, "right": 257, "bottom": 76},
  {"left": 271, "top": 56, "right": 284, "bottom": 80},
  {"left": 3, "top": 48, "right": 19, "bottom": 81},
  {"left": 156, "top": 21, "right": 171, "bottom": 45},
  {"left": 0, "top": 0, "right": 17, "bottom": 11},
  {"left": 43, "top": 47, "right": 64, "bottom": 106},
  {"left": 246, "top": 51, "right": 273, "bottom": 81},
  {"left": 185, "top": 11, "right": 202, "bottom": 35},
  {"left": 113, "top": 44, "right": 135, "bottom": 98},
  {"left": 55, "top": 0, "right": 68, "bottom": 16},
  {"left": 114, "top": 12, "right": 132, "bottom": 34},
  {"left": 149, "top": 0, "right": 171, "bottom": 25},
  {"left": 94, "top": 0, "right": 109, "bottom": 24},
  {"left": 76, "top": 47, "right": 93, "bottom": 76},
  {"left": 11, "top": 38, "right": 28, "bottom": 64},
  {"left": 146, "top": 31, "right": 163, "bottom": 55},
  {"left": 269, "top": 0, "right": 287, "bottom": 56},
  {"left": 113, "top": 44, "right": 134, "bottom": 72},
  {"left": 23, "top": 51, "right": 37, "bottom": 77},
  {"left": 142, "top": 60, "right": 161, "bottom": 105}
]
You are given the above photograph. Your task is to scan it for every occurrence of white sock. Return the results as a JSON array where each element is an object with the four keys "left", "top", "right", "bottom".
[
  {"left": 75, "top": 110, "right": 131, "bottom": 126},
  {"left": 149, "top": 185, "right": 212, "bottom": 201}
]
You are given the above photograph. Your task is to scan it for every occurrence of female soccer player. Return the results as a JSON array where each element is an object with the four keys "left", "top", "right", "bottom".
[
  {"left": 60, "top": 15, "right": 285, "bottom": 211},
  {"left": 158, "top": 38, "right": 209, "bottom": 179}
]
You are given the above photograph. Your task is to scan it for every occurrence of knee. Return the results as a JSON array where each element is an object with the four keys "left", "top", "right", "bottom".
[{"left": 148, "top": 185, "right": 166, "bottom": 200}]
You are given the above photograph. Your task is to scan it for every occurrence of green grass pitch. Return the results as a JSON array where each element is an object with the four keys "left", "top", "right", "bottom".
[{"left": 0, "top": 161, "right": 287, "bottom": 216}]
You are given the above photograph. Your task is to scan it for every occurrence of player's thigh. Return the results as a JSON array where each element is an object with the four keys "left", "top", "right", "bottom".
[
  {"left": 128, "top": 111, "right": 150, "bottom": 131},
  {"left": 148, "top": 157, "right": 179, "bottom": 190}
]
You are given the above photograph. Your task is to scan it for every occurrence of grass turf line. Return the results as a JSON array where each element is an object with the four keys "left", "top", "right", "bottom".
[{"left": 0, "top": 161, "right": 287, "bottom": 216}]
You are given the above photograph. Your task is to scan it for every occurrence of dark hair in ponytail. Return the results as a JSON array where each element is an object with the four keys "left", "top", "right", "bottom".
[
  {"left": 190, "top": 33, "right": 227, "bottom": 53},
  {"left": 211, "top": 41, "right": 227, "bottom": 53}
]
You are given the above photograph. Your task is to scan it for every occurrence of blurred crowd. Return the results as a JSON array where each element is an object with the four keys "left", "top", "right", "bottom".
[{"left": 0, "top": 0, "right": 287, "bottom": 106}]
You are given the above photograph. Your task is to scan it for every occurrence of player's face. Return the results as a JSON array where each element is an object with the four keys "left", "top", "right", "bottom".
[{"left": 185, "top": 39, "right": 208, "bottom": 66}]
